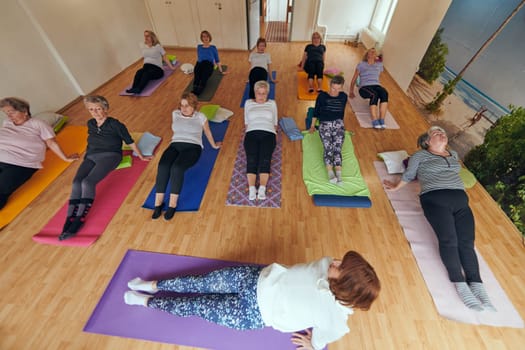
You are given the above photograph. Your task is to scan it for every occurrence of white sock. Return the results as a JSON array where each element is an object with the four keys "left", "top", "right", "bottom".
[
  {"left": 335, "top": 170, "right": 342, "bottom": 183},
  {"left": 124, "top": 291, "right": 151, "bottom": 306},
  {"left": 127, "top": 277, "right": 158, "bottom": 293},
  {"left": 454, "top": 282, "right": 483, "bottom": 311},
  {"left": 328, "top": 172, "right": 337, "bottom": 184},
  {"left": 257, "top": 186, "right": 266, "bottom": 200},
  {"left": 248, "top": 186, "right": 257, "bottom": 200},
  {"left": 469, "top": 282, "right": 496, "bottom": 312}
]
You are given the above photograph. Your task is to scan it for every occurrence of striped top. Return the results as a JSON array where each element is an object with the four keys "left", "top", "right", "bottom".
[{"left": 402, "top": 149, "right": 464, "bottom": 194}]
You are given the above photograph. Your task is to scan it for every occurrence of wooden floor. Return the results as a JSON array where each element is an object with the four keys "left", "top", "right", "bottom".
[{"left": 1, "top": 42, "right": 524, "bottom": 350}]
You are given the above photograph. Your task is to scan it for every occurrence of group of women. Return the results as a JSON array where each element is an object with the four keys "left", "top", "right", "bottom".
[{"left": 1, "top": 29, "right": 495, "bottom": 350}]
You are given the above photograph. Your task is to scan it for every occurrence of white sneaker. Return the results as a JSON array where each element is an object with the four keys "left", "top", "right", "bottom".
[
  {"left": 248, "top": 187, "right": 257, "bottom": 201},
  {"left": 257, "top": 186, "right": 267, "bottom": 200},
  {"left": 329, "top": 177, "right": 338, "bottom": 184}
]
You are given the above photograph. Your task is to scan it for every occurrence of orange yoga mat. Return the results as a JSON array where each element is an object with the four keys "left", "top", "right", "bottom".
[
  {"left": 0, "top": 125, "right": 88, "bottom": 229},
  {"left": 297, "top": 71, "right": 329, "bottom": 100}
]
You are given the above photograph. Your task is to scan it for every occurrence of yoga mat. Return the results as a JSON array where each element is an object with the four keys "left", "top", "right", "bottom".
[
  {"left": 374, "top": 161, "right": 524, "bottom": 328},
  {"left": 226, "top": 132, "right": 282, "bottom": 208},
  {"left": 32, "top": 152, "right": 150, "bottom": 246},
  {"left": 84, "top": 249, "right": 313, "bottom": 350},
  {"left": 302, "top": 131, "right": 370, "bottom": 198},
  {"left": 119, "top": 62, "right": 180, "bottom": 97},
  {"left": 143, "top": 121, "right": 228, "bottom": 212},
  {"left": 0, "top": 125, "right": 87, "bottom": 230},
  {"left": 348, "top": 95, "right": 399, "bottom": 129},
  {"left": 297, "top": 71, "right": 329, "bottom": 101},
  {"left": 240, "top": 71, "right": 277, "bottom": 107},
  {"left": 184, "top": 65, "right": 227, "bottom": 101}
]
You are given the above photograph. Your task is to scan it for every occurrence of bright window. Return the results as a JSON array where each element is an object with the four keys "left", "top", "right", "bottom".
[{"left": 370, "top": 0, "right": 397, "bottom": 34}]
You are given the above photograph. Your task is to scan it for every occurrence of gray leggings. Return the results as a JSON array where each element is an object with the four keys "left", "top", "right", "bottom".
[{"left": 70, "top": 152, "right": 121, "bottom": 201}]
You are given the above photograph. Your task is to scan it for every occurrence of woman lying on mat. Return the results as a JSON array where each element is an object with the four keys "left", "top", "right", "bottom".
[
  {"left": 247, "top": 37, "right": 276, "bottom": 100},
  {"left": 348, "top": 48, "right": 389, "bottom": 129},
  {"left": 309, "top": 75, "right": 348, "bottom": 185},
  {"left": 125, "top": 30, "right": 175, "bottom": 94},
  {"left": 59, "top": 95, "right": 150, "bottom": 240},
  {"left": 151, "top": 92, "right": 221, "bottom": 220},
  {"left": 0, "top": 97, "right": 78, "bottom": 210},
  {"left": 125, "top": 250, "right": 380, "bottom": 350},
  {"left": 244, "top": 80, "right": 278, "bottom": 201},
  {"left": 192, "top": 30, "right": 228, "bottom": 96},
  {"left": 383, "top": 126, "right": 496, "bottom": 312},
  {"left": 299, "top": 32, "right": 326, "bottom": 93}
]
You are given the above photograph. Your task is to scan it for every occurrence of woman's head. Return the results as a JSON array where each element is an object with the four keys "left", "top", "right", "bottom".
[
  {"left": 180, "top": 92, "right": 198, "bottom": 115},
  {"left": 329, "top": 75, "right": 345, "bottom": 95},
  {"left": 83, "top": 95, "right": 109, "bottom": 119},
  {"left": 200, "top": 30, "right": 212, "bottom": 42},
  {"left": 311, "top": 32, "right": 323, "bottom": 44},
  {"left": 256, "top": 37, "right": 267, "bottom": 52},
  {"left": 417, "top": 126, "right": 447, "bottom": 150},
  {"left": 0, "top": 97, "right": 31, "bottom": 117},
  {"left": 363, "top": 48, "right": 377, "bottom": 61},
  {"left": 329, "top": 251, "right": 381, "bottom": 310},
  {"left": 253, "top": 80, "right": 270, "bottom": 103},
  {"left": 144, "top": 30, "right": 160, "bottom": 46}
]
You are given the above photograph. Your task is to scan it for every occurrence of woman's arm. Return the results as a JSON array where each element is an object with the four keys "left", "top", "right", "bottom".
[
  {"left": 383, "top": 177, "right": 408, "bottom": 191},
  {"left": 309, "top": 117, "right": 318, "bottom": 133},
  {"left": 299, "top": 51, "right": 307, "bottom": 70},
  {"left": 348, "top": 68, "right": 359, "bottom": 98},
  {"left": 162, "top": 53, "right": 175, "bottom": 70},
  {"left": 45, "top": 138, "right": 79, "bottom": 162},
  {"left": 129, "top": 143, "right": 152, "bottom": 161},
  {"left": 202, "top": 120, "right": 221, "bottom": 149}
]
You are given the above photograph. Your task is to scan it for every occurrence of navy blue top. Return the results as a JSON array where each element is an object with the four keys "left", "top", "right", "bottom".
[
  {"left": 86, "top": 117, "right": 134, "bottom": 155},
  {"left": 314, "top": 91, "right": 348, "bottom": 122}
]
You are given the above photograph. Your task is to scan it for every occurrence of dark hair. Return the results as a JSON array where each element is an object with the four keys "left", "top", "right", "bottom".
[
  {"left": 0, "top": 97, "right": 31, "bottom": 116},
  {"left": 200, "top": 30, "right": 212, "bottom": 42},
  {"left": 180, "top": 92, "right": 198, "bottom": 110},
  {"left": 331, "top": 75, "right": 345, "bottom": 86},
  {"left": 329, "top": 251, "right": 380, "bottom": 310},
  {"left": 256, "top": 37, "right": 267, "bottom": 47},
  {"left": 83, "top": 95, "right": 109, "bottom": 110}
]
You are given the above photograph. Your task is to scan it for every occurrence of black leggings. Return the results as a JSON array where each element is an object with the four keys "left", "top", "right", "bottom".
[
  {"left": 248, "top": 67, "right": 268, "bottom": 99},
  {"left": 359, "top": 85, "right": 389, "bottom": 105},
  {"left": 155, "top": 142, "right": 202, "bottom": 195},
  {"left": 0, "top": 162, "right": 38, "bottom": 209},
  {"left": 130, "top": 63, "right": 164, "bottom": 92},
  {"left": 304, "top": 60, "right": 324, "bottom": 80},
  {"left": 420, "top": 189, "right": 481, "bottom": 283},
  {"left": 244, "top": 130, "right": 276, "bottom": 174},
  {"left": 193, "top": 60, "right": 215, "bottom": 95}
]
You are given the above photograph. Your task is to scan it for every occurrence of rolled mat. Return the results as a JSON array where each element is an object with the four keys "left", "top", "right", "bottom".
[
  {"left": 142, "top": 121, "right": 229, "bottom": 212},
  {"left": 119, "top": 62, "right": 180, "bottom": 97},
  {"left": 279, "top": 117, "right": 303, "bottom": 141},
  {"left": 302, "top": 131, "right": 370, "bottom": 199},
  {"left": 374, "top": 161, "right": 523, "bottom": 327},
  {"left": 0, "top": 125, "right": 87, "bottom": 229},
  {"left": 84, "top": 249, "right": 318, "bottom": 350},
  {"left": 348, "top": 95, "right": 399, "bottom": 129},
  {"left": 32, "top": 152, "right": 150, "bottom": 246},
  {"left": 225, "top": 132, "right": 282, "bottom": 208},
  {"left": 240, "top": 71, "right": 277, "bottom": 107},
  {"left": 184, "top": 65, "right": 227, "bottom": 101},
  {"left": 297, "top": 71, "right": 329, "bottom": 100}
]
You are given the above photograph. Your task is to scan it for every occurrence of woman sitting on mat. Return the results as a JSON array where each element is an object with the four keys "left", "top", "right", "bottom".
[
  {"left": 125, "top": 30, "right": 175, "bottom": 94},
  {"left": 0, "top": 97, "right": 78, "bottom": 210},
  {"left": 125, "top": 250, "right": 380, "bottom": 350},
  {"left": 244, "top": 80, "right": 278, "bottom": 201},
  {"left": 348, "top": 48, "right": 389, "bottom": 129},
  {"left": 383, "top": 126, "right": 496, "bottom": 312},
  {"left": 309, "top": 75, "right": 348, "bottom": 185},
  {"left": 192, "top": 30, "right": 228, "bottom": 96},
  {"left": 299, "top": 32, "right": 326, "bottom": 93},
  {"left": 248, "top": 37, "right": 276, "bottom": 100},
  {"left": 151, "top": 92, "right": 221, "bottom": 220},
  {"left": 59, "top": 95, "right": 150, "bottom": 240}
]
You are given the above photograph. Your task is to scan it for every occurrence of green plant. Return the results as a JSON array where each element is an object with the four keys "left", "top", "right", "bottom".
[
  {"left": 464, "top": 106, "right": 525, "bottom": 236},
  {"left": 418, "top": 28, "right": 449, "bottom": 84}
]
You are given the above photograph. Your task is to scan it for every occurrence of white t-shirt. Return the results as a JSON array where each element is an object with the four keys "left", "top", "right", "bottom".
[
  {"left": 142, "top": 43, "right": 165, "bottom": 68},
  {"left": 244, "top": 99, "right": 278, "bottom": 134},
  {"left": 257, "top": 257, "right": 353, "bottom": 350},
  {"left": 170, "top": 110, "right": 207, "bottom": 148},
  {"left": 0, "top": 118, "right": 55, "bottom": 169},
  {"left": 249, "top": 52, "right": 272, "bottom": 70}
]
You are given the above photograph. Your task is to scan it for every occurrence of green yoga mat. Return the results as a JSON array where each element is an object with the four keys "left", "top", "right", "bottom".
[
  {"left": 302, "top": 131, "right": 370, "bottom": 197},
  {"left": 185, "top": 65, "right": 227, "bottom": 101}
]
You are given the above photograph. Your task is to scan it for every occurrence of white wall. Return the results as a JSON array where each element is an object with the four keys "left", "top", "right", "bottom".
[
  {"left": 290, "top": 0, "right": 319, "bottom": 41},
  {"left": 382, "top": 0, "right": 452, "bottom": 91},
  {"left": 267, "top": 0, "right": 287, "bottom": 21},
  {"left": 0, "top": 0, "right": 152, "bottom": 113},
  {"left": 317, "top": 0, "right": 375, "bottom": 39}
]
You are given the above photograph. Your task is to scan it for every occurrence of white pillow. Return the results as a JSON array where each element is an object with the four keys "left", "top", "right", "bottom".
[
  {"left": 180, "top": 63, "right": 194, "bottom": 74},
  {"left": 33, "top": 111, "right": 63, "bottom": 126},
  {"left": 377, "top": 150, "right": 409, "bottom": 174},
  {"left": 211, "top": 107, "right": 234, "bottom": 123}
]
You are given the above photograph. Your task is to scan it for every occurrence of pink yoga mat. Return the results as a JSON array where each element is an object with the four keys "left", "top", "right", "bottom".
[
  {"left": 32, "top": 154, "right": 150, "bottom": 246},
  {"left": 119, "top": 62, "right": 180, "bottom": 97},
  {"left": 348, "top": 95, "right": 399, "bottom": 129}
]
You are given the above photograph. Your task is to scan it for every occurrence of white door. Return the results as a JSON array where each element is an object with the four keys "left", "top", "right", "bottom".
[
  {"left": 170, "top": 0, "right": 200, "bottom": 47},
  {"left": 146, "top": 0, "right": 178, "bottom": 46}
]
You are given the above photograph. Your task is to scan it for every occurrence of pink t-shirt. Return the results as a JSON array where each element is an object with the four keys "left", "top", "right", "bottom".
[{"left": 0, "top": 118, "right": 56, "bottom": 169}]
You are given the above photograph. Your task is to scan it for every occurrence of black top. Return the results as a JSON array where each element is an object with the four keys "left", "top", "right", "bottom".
[
  {"left": 304, "top": 44, "right": 326, "bottom": 62},
  {"left": 314, "top": 91, "right": 348, "bottom": 122},
  {"left": 86, "top": 117, "right": 134, "bottom": 155}
]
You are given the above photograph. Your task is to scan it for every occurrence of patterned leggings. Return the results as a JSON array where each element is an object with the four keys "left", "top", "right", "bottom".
[
  {"left": 148, "top": 266, "right": 265, "bottom": 330},
  {"left": 319, "top": 119, "right": 345, "bottom": 167}
]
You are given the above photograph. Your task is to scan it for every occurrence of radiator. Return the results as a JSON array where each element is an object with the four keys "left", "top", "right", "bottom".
[{"left": 360, "top": 28, "right": 383, "bottom": 50}]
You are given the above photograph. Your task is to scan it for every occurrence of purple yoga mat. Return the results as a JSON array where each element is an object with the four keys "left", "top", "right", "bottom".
[
  {"left": 84, "top": 250, "right": 305, "bottom": 349},
  {"left": 119, "top": 62, "right": 180, "bottom": 97}
]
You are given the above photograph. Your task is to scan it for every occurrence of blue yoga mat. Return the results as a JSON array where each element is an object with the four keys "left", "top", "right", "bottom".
[
  {"left": 240, "top": 71, "right": 277, "bottom": 107},
  {"left": 142, "top": 121, "right": 228, "bottom": 211}
]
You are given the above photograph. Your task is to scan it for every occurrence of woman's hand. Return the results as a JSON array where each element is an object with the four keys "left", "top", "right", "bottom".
[
  {"left": 291, "top": 329, "right": 314, "bottom": 350},
  {"left": 348, "top": 90, "right": 356, "bottom": 98},
  {"left": 138, "top": 155, "right": 153, "bottom": 161},
  {"left": 212, "top": 141, "right": 222, "bottom": 149},
  {"left": 64, "top": 153, "right": 80, "bottom": 162},
  {"left": 308, "top": 126, "right": 316, "bottom": 134}
]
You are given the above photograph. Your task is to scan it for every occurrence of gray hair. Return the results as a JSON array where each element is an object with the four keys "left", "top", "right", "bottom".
[
  {"left": 254, "top": 80, "right": 270, "bottom": 94},
  {"left": 417, "top": 126, "right": 447, "bottom": 149},
  {"left": 83, "top": 95, "right": 109, "bottom": 110},
  {"left": 0, "top": 97, "right": 31, "bottom": 116}
]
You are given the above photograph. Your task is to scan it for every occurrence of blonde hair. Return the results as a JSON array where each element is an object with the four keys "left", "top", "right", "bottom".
[
  {"left": 311, "top": 31, "right": 323, "bottom": 44},
  {"left": 144, "top": 30, "right": 160, "bottom": 46}
]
